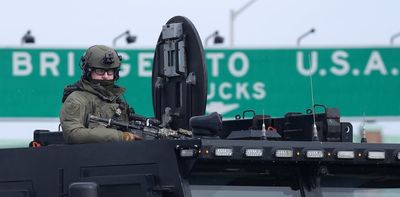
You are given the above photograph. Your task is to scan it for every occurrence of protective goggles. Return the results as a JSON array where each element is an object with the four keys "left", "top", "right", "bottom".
[{"left": 93, "top": 68, "right": 115, "bottom": 75}]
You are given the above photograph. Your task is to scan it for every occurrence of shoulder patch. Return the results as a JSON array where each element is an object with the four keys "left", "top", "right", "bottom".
[{"left": 64, "top": 100, "right": 81, "bottom": 116}]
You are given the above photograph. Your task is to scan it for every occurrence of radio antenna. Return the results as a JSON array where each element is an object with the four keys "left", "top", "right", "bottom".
[
  {"left": 261, "top": 109, "right": 267, "bottom": 140},
  {"left": 262, "top": 109, "right": 266, "bottom": 131},
  {"left": 361, "top": 112, "right": 367, "bottom": 143},
  {"left": 308, "top": 53, "right": 319, "bottom": 141}
]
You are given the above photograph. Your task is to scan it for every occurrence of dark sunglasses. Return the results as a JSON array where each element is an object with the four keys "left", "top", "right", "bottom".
[{"left": 93, "top": 68, "right": 115, "bottom": 75}]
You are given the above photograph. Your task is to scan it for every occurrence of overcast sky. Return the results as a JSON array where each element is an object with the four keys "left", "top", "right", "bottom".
[{"left": 2, "top": 0, "right": 400, "bottom": 48}]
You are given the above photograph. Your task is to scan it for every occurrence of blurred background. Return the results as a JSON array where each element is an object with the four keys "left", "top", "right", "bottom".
[{"left": 1, "top": 0, "right": 400, "bottom": 147}]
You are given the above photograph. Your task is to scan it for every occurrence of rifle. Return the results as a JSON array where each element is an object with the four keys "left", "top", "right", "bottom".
[{"left": 86, "top": 114, "right": 192, "bottom": 139}]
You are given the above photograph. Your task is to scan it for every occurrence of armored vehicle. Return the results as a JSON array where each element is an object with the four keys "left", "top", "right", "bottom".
[{"left": 1, "top": 16, "right": 400, "bottom": 197}]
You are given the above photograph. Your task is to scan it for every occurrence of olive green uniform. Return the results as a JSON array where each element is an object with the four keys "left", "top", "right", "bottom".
[{"left": 60, "top": 79, "right": 129, "bottom": 144}]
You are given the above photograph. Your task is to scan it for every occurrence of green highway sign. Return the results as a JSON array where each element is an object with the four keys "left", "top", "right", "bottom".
[{"left": 0, "top": 47, "right": 399, "bottom": 118}]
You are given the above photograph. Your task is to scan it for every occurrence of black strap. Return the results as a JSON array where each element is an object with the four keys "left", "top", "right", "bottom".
[{"left": 61, "top": 81, "right": 83, "bottom": 103}]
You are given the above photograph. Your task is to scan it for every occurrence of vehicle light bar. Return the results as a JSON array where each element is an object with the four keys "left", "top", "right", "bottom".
[
  {"left": 306, "top": 150, "right": 324, "bottom": 158},
  {"left": 367, "top": 151, "right": 385, "bottom": 160},
  {"left": 275, "top": 149, "right": 293, "bottom": 158},
  {"left": 215, "top": 148, "right": 233, "bottom": 157},
  {"left": 244, "top": 149, "right": 263, "bottom": 157},
  {"left": 180, "top": 149, "right": 196, "bottom": 157},
  {"left": 337, "top": 151, "right": 355, "bottom": 159}
]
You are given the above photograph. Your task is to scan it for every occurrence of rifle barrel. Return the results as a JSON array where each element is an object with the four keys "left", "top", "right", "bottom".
[{"left": 88, "top": 114, "right": 191, "bottom": 139}]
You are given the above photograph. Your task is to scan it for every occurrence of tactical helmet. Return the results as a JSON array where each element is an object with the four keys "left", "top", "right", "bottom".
[{"left": 80, "top": 45, "right": 122, "bottom": 80}]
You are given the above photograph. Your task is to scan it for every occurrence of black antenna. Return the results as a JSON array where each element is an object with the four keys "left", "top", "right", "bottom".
[{"left": 308, "top": 53, "right": 319, "bottom": 141}]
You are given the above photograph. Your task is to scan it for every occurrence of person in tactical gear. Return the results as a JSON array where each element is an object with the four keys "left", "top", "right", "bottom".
[{"left": 60, "top": 45, "right": 142, "bottom": 144}]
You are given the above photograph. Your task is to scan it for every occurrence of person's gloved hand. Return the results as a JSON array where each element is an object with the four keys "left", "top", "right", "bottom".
[{"left": 122, "top": 132, "right": 143, "bottom": 141}]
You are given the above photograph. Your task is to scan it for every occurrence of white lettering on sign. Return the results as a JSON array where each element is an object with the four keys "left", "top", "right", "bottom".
[
  {"left": 138, "top": 52, "right": 154, "bottom": 77},
  {"left": 219, "top": 82, "right": 233, "bottom": 100},
  {"left": 12, "top": 52, "right": 32, "bottom": 76},
  {"left": 296, "top": 50, "right": 395, "bottom": 77},
  {"left": 208, "top": 82, "right": 267, "bottom": 101},
  {"left": 67, "top": 52, "right": 75, "bottom": 76},
  {"left": 253, "top": 82, "right": 266, "bottom": 100},
  {"left": 228, "top": 52, "right": 249, "bottom": 77},
  {"left": 330, "top": 50, "right": 350, "bottom": 76},
  {"left": 296, "top": 51, "right": 318, "bottom": 76},
  {"left": 205, "top": 51, "right": 267, "bottom": 115},
  {"left": 206, "top": 52, "right": 224, "bottom": 77},
  {"left": 364, "top": 51, "right": 388, "bottom": 76},
  {"left": 207, "top": 84, "right": 215, "bottom": 100},
  {"left": 205, "top": 52, "right": 249, "bottom": 77},
  {"left": 40, "top": 52, "right": 60, "bottom": 76},
  {"left": 119, "top": 52, "right": 131, "bottom": 77},
  {"left": 236, "top": 82, "right": 250, "bottom": 100}
]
